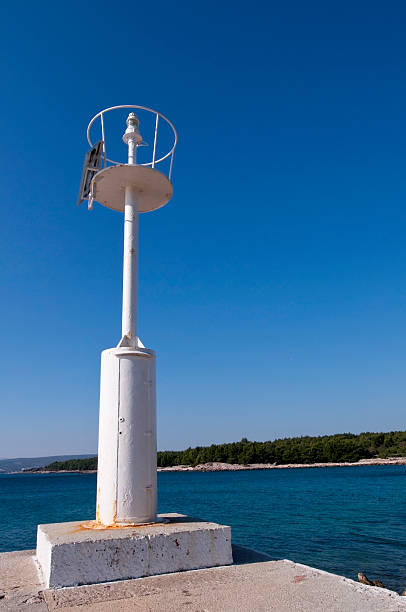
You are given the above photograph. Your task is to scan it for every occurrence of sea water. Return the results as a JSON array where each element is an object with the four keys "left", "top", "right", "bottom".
[{"left": 0, "top": 466, "right": 405, "bottom": 592}]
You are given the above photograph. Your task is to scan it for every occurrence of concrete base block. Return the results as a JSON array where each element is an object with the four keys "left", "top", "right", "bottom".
[{"left": 36, "top": 513, "right": 232, "bottom": 588}]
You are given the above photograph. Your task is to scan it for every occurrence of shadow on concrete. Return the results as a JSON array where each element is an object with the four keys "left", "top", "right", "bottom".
[{"left": 232, "top": 544, "right": 273, "bottom": 565}]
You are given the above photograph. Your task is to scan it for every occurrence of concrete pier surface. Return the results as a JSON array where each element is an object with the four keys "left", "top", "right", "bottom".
[{"left": 1, "top": 546, "right": 406, "bottom": 611}]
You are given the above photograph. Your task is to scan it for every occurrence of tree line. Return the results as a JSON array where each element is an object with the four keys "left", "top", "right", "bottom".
[
  {"left": 45, "top": 457, "right": 98, "bottom": 471},
  {"left": 44, "top": 430, "right": 406, "bottom": 471}
]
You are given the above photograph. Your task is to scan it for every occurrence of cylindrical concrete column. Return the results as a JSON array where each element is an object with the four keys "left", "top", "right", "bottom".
[{"left": 96, "top": 347, "right": 157, "bottom": 525}]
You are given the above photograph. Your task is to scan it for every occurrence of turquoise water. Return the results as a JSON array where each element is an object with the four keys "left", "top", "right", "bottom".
[{"left": 0, "top": 466, "right": 405, "bottom": 592}]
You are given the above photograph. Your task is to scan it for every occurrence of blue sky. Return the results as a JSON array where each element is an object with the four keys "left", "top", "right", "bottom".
[{"left": 0, "top": 1, "right": 405, "bottom": 457}]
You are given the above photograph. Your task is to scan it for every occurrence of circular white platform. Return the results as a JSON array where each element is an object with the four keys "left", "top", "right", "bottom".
[{"left": 91, "top": 165, "right": 173, "bottom": 213}]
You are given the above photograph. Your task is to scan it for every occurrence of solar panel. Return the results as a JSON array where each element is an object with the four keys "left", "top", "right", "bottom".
[{"left": 77, "top": 141, "right": 103, "bottom": 206}]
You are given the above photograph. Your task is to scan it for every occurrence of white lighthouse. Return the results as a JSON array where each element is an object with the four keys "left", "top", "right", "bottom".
[
  {"left": 36, "top": 105, "right": 232, "bottom": 589},
  {"left": 85, "top": 107, "right": 176, "bottom": 526}
]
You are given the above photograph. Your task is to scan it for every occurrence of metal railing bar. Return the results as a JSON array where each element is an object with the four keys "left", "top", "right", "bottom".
[
  {"left": 152, "top": 113, "right": 159, "bottom": 169},
  {"left": 169, "top": 150, "right": 174, "bottom": 180},
  {"left": 100, "top": 112, "right": 107, "bottom": 167}
]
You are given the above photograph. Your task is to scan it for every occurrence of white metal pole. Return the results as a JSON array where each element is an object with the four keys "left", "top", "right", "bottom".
[
  {"left": 128, "top": 139, "right": 137, "bottom": 165},
  {"left": 122, "top": 184, "right": 138, "bottom": 340},
  {"left": 121, "top": 114, "right": 141, "bottom": 341}
]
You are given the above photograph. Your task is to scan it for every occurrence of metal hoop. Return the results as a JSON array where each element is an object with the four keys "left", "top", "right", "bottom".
[{"left": 87, "top": 105, "right": 178, "bottom": 178}]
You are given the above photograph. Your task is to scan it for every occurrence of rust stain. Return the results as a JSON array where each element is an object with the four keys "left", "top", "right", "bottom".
[
  {"left": 72, "top": 494, "right": 168, "bottom": 533},
  {"left": 293, "top": 575, "right": 307, "bottom": 583},
  {"left": 73, "top": 519, "right": 167, "bottom": 533},
  {"left": 95, "top": 488, "right": 101, "bottom": 524}
]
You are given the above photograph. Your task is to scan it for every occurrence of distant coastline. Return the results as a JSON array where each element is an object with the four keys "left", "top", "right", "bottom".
[
  {"left": 14, "top": 456, "right": 406, "bottom": 474},
  {"left": 3, "top": 430, "right": 405, "bottom": 474}
]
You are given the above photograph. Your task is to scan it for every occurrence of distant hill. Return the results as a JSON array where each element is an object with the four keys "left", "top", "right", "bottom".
[{"left": 0, "top": 455, "right": 96, "bottom": 473}]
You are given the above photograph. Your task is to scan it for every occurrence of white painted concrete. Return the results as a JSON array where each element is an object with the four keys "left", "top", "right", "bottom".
[
  {"left": 36, "top": 514, "right": 233, "bottom": 589},
  {"left": 96, "top": 346, "right": 157, "bottom": 525}
]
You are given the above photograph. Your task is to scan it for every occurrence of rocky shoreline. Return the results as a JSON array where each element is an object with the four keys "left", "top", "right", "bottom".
[
  {"left": 158, "top": 457, "right": 406, "bottom": 471},
  {"left": 14, "top": 457, "right": 406, "bottom": 474}
]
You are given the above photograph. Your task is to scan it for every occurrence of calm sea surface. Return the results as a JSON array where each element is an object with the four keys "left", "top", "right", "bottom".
[{"left": 0, "top": 466, "right": 405, "bottom": 592}]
